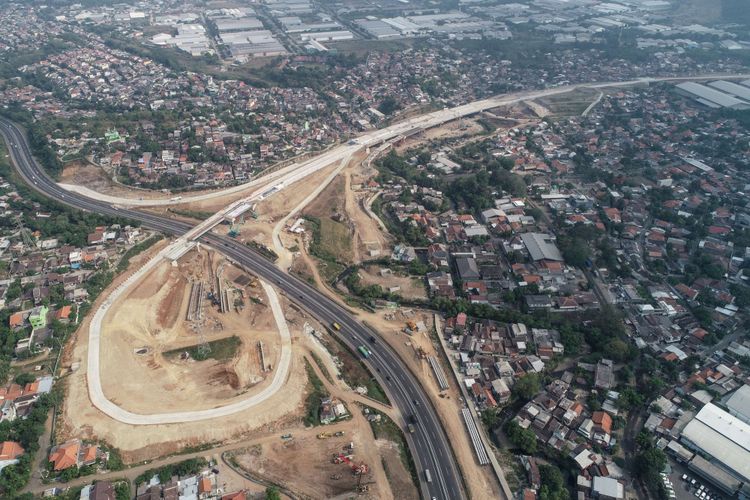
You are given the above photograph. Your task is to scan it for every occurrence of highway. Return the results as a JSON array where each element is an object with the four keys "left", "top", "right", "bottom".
[
  {"left": 0, "top": 118, "right": 466, "bottom": 500},
  {"left": 6, "top": 72, "right": 750, "bottom": 499}
]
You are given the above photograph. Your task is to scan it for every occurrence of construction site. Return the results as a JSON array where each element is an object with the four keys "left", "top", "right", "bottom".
[{"left": 89, "top": 247, "right": 284, "bottom": 414}]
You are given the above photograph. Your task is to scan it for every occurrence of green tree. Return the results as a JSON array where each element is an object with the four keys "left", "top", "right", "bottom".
[
  {"left": 539, "top": 464, "right": 569, "bottom": 500},
  {"left": 505, "top": 420, "right": 537, "bottom": 454},
  {"left": 265, "top": 486, "right": 282, "bottom": 500},
  {"left": 513, "top": 373, "right": 541, "bottom": 401}
]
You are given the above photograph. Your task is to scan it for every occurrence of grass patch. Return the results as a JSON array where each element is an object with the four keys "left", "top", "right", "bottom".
[
  {"left": 305, "top": 216, "right": 352, "bottom": 264},
  {"left": 116, "top": 235, "right": 163, "bottom": 273},
  {"left": 536, "top": 88, "right": 600, "bottom": 118},
  {"left": 304, "top": 358, "right": 329, "bottom": 427},
  {"left": 322, "top": 331, "right": 389, "bottom": 405},
  {"left": 310, "top": 352, "right": 334, "bottom": 384},
  {"left": 168, "top": 208, "right": 213, "bottom": 220},
  {"left": 246, "top": 241, "right": 278, "bottom": 262},
  {"left": 367, "top": 407, "right": 418, "bottom": 486},
  {"left": 163, "top": 336, "right": 241, "bottom": 362}
]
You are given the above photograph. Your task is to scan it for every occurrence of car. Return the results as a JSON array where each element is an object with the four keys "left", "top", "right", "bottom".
[
  {"left": 682, "top": 474, "right": 688, "bottom": 481},
  {"left": 386, "top": 375, "right": 391, "bottom": 381},
  {"left": 368, "top": 335, "right": 376, "bottom": 343}
]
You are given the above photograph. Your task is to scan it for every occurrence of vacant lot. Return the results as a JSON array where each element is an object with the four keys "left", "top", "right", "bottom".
[
  {"left": 358, "top": 265, "right": 427, "bottom": 300},
  {"left": 163, "top": 335, "right": 241, "bottom": 362},
  {"left": 536, "top": 88, "right": 600, "bottom": 118}
]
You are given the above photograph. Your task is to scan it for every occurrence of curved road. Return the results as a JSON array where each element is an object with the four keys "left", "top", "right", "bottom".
[
  {"left": 5, "top": 72, "right": 749, "bottom": 499},
  {"left": 0, "top": 118, "right": 465, "bottom": 500}
]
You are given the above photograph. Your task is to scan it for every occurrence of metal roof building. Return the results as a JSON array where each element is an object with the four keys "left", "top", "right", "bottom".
[
  {"left": 726, "top": 384, "right": 750, "bottom": 424},
  {"left": 707, "top": 80, "right": 750, "bottom": 102},
  {"left": 675, "top": 82, "right": 750, "bottom": 110},
  {"left": 681, "top": 403, "right": 750, "bottom": 482},
  {"left": 520, "top": 233, "right": 563, "bottom": 261}
]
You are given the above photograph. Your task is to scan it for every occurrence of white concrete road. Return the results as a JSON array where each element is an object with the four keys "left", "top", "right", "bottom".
[
  {"left": 87, "top": 247, "right": 292, "bottom": 424},
  {"left": 82, "top": 71, "right": 750, "bottom": 426},
  {"left": 59, "top": 73, "right": 750, "bottom": 209}
]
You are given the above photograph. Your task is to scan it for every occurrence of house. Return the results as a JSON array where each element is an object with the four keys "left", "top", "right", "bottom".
[
  {"left": 221, "top": 492, "right": 248, "bottom": 500},
  {"left": 48, "top": 440, "right": 100, "bottom": 471},
  {"left": 591, "top": 476, "right": 624, "bottom": 499},
  {"left": 28, "top": 305, "right": 48, "bottom": 331},
  {"left": 0, "top": 441, "right": 24, "bottom": 472},
  {"left": 55, "top": 305, "right": 73, "bottom": 322},
  {"left": 456, "top": 257, "right": 480, "bottom": 281},
  {"left": 319, "top": 397, "right": 337, "bottom": 424},
  {"left": 8, "top": 312, "right": 24, "bottom": 329},
  {"left": 525, "top": 295, "right": 553, "bottom": 309},
  {"left": 391, "top": 244, "right": 416, "bottom": 263},
  {"left": 198, "top": 475, "right": 213, "bottom": 497},
  {"left": 49, "top": 440, "right": 81, "bottom": 471},
  {"left": 595, "top": 359, "right": 615, "bottom": 390},
  {"left": 80, "top": 480, "right": 115, "bottom": 500}
]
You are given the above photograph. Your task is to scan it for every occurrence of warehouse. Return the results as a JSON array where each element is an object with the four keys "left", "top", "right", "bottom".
[
  {"left": 355, "top": 19, "right": 402, "bottom": 39},
  {"left": 675, "top": 82, "right": 750, "bottom": 110},
  {"left": 215, "top": 17, "right": 264, "bottom": 32},
  {"left": 680, "top": 403, "right": 750, "bottom": 484},
  {"left": 707, "top": 80, "right": 750, "bottom": 102},
  {"left": 520, "top": 233, "right": 563, "bottom": 262},
  {"left": 726, "top": 384, "right": 750, "bottom": 424},
  {"left": 299, "top": 30, "right": 354, "bottom": 42}
]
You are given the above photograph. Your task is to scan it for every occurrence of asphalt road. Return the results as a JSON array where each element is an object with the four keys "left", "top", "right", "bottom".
[{"left": 0, "top": 118, "right": 465, "bottom": 500}]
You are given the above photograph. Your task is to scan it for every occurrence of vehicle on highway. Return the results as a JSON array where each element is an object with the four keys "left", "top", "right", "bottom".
[
  {"left": 357, "top": 345, "right": 372, "bottom": 358},
  {"left": 368, "top": 335, "right": 376, "bottom": 343},
  {"left": 408, "top": 423, "right": 416, "bottom": 433},
  {"left": 331, "top": 322, "right": 341, "bottom": 331},
  {"left": 424, "top": 469, "right": 432, "bottom": 483}
]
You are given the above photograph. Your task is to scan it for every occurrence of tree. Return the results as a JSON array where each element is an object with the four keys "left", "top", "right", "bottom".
[
  {"left": 265, "top": 486, "right": 282, "bottom": 500},
  {"left": 513, "top": 373, "right": 541, "bottom": 401},
  {"left": 539, "top": 464, "right": 569, "bottom": 500},
  {"left": 14, "top": 373, "right": 35, "bottom": 386},
  {"left": 505, "top": 420, "right": 537, "bottom": 454}
]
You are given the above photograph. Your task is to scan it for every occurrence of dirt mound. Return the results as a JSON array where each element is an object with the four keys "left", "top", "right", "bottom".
[{"left": 214, "top": 367, "right": 241, "bottom": 390}]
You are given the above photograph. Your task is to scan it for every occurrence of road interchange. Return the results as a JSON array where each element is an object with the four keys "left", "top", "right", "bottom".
[
  {"left": 4, "top": 72, "right": 750, "bottom": 500},
  {"left": 0, "top": 117, "right": 465, "bottom": 500}
]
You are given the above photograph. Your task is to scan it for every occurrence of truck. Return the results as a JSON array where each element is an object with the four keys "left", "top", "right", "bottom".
[
  {"left": 170, "top": 196, "right": 182, "bottom": 201},
  {"left": 332, "top": 322, "right": 341, "bottom": 331},
  {"left": 357, "top": 345, "right": 372, "bottom": 358}
]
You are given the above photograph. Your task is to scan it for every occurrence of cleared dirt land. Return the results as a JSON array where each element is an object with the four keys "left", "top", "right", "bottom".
[
  {"left": 357, "top": 265, "right": 427, "bottom": 300},
  {"left": 97, "top": 248, "right": 281, "bottom": 414},
  {"left": 58, "top": 245, "right": 309, "bottom": 460}
]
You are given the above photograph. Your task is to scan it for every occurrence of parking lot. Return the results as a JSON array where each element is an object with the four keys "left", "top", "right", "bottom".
[{"left": 665, "top": 459, "right": 725, "bottom": 500}]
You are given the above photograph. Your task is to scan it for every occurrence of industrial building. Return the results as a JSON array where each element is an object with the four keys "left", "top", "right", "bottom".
[
  {"left": 680, "top": 403, "right": 750, "bottom": 493},
  {"left": 219, "top": 30, "right": 287, "bottom": 58},
  {"left": 520, "top": 233, "right": 564, "bottom": 262},
  {"left": 675, "top": 81, "right": 750, "bottom": 110},
  {"left": 214, "top": 17, "right": 264, "bottom": 32},
  {"left": 726, "top": 384, "right": 750, "bottom": 424},
  {"left": 707, "top": 80, "right": 750, "bottom": 102}
]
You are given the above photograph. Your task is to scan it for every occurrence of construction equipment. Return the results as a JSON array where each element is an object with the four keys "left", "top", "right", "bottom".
[
  {"left": 333, "top": 454, "right": 369, "bottom": 476},
  {"left": 317, "top": 432, "right": 333, "bottom": 439}
]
